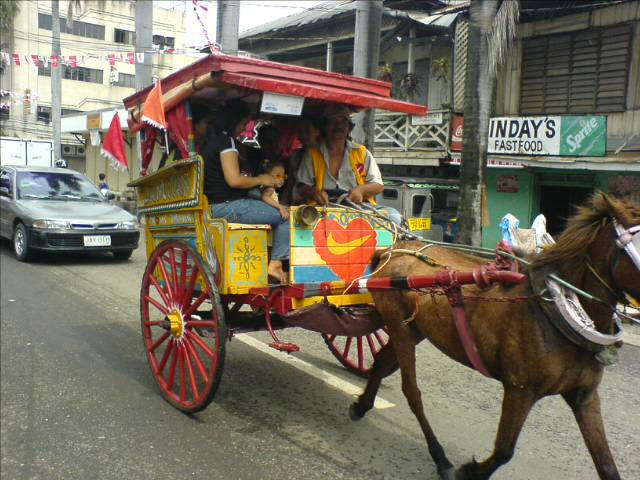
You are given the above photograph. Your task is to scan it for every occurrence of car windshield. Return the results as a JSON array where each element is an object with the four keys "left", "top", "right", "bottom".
[{"left": 17, "top": 171, "right": 104, "bottom": 201}]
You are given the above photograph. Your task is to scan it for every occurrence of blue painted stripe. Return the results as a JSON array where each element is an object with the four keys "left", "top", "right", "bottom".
[{"left": 292, "top": 265, "right": 340, "bottom": 283}]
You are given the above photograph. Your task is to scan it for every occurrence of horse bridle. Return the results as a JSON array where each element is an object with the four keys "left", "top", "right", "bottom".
[{"left": 613, "top": 219, "right": 640, "bottom": 272}]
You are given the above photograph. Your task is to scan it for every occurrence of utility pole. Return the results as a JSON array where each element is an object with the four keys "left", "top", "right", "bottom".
[
  {"left": 135, "top": 0, "right": 153, "bottom": 91},
  {"left": 51, "top": 0, "right": 61, "bottom": 165},
  {"left": 352, "top": 0, "right": 383, "bottom": 150},
  {"left": 216, "top": 0, "right": 240, "bottom": 55}
]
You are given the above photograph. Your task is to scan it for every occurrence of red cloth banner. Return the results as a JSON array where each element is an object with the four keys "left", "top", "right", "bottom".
[
  {"left": 166, "top": 103, "right": 191, "bottom": 158},
  {"left": 12, "top": 54, "right": 20, "bottom": 66},
  {"left": 141, "top": 80, "right": 167, "bottom": 130},
  {"left": 101, "top": 113, "right": 129, "bottom": 171},
  {"left": 140, "top": 126, "right": 157, "bottom": 174}
]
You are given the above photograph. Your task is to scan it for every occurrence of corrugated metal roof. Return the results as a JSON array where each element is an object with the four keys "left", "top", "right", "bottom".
[
  {"left": 240, "top": 1, "right": 356, "bottom": 38},
  {"left": 240, "top": 0, "right": 407, "bottom": 39},
  {"left": 406, "top": 11, "right": 459, "bottom": 28}
]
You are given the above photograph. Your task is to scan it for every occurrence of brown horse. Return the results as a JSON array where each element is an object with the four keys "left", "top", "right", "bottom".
[{"left": 351, "top": 193, "right": 640, "bottom": 479}]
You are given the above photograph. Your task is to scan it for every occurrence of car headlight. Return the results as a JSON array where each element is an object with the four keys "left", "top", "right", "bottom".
[
  {"left": 32, "top": 220, "right": 71, "bottom": 229},
  {"left": 117, "top": 220, "right": 139, "bottom": 230}
]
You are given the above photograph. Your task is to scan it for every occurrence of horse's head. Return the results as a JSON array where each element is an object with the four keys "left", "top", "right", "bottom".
[
  {"left": 601, "top": 193, "right": 640, "bottom": 303},
  {"left": 532, "top": 192, "right": 640, "bottom": 304}
]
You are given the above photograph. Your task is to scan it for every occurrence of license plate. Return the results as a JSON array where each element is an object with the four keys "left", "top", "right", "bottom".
[
  {"left": 83, "top": 235, "right": 111, "bottom": 247},
  {"left": 408, "top": 218, "right": 431, "bottom": 231}
]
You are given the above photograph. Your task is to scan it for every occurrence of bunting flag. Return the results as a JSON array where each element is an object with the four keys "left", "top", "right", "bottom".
[
  {"left": 50, "top": 55, "right": 59, "bottom": 67},
  {"left": 31, "top": 54, "right": 42, "bottom": 67},
  {"left": 126, "top": 52, "right": 135, "bottom": 65},
  {"left": 141, "top": 80, "right": 167, "bottom": 131},
  {"left": 101, "top": 113, "right": 129, "bottom": 171},
  {"left": 69, "top": 55, "right": 77, "bottom": 68},
  {"left": 108, "top": 53, "right": 116, "bottom": 66},
  {"left": 11, "top": 53, "right": 20, "bottom": 66},
  {"left": 136, "top": 52, "right": 145, "bottom": 63}
]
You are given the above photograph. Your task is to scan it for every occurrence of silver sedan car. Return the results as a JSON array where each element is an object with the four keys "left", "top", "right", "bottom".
[{"left": 0, "top": 166, "right": 140, "bottom": 261}]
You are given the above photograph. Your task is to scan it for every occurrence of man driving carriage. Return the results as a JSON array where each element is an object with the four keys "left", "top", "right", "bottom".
[{"left": 296, "top": 104, "right": 403, "bottom": 226}]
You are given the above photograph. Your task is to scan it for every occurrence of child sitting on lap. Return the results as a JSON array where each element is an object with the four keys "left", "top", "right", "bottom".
[{"left": 248, "top": 161, "right": 289, "bottom": 220}]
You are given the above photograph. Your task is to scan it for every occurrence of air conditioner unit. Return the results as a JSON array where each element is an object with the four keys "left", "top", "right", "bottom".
[
  {"left": 77, "top": 146, "right": 85, "bottom": 155},
  {"left": 109, "top": 69, "right": 119, "bottom": 84},
  {"left": 62, "top": 145, "right": 76, "bottom": 156}
]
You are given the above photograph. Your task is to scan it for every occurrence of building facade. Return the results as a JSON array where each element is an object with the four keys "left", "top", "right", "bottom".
[
  {"left": 480, "top": 0, "right": 640, "bottom": 247},
  {"left": 0, "top": 0, "right": 188, "bottom": 177}
]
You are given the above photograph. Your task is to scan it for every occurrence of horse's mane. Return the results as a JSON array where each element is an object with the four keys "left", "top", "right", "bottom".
[{"left": 530, "top": 193, "right": 640, "bottom": 273}]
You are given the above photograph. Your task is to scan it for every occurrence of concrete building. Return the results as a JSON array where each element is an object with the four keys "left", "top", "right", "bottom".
[{"left": 0, "top": 0, "right": 189, "bottom": 181}]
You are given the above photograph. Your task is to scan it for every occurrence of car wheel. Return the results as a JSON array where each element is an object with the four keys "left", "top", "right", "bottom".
[
  {"left": 113, "top": 249, "right": 133, "bottom": 260},
  {"left": 13, "top": 223, "right": 33, "bottom": 262}
]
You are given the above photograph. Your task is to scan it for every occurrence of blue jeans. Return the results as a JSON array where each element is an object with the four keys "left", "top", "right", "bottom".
[
  {"left": 373, "top": 205, "right": 403, "bottom": 226},
  {"left": 211, "top": 199, "right": 290, "bottom": 261}
]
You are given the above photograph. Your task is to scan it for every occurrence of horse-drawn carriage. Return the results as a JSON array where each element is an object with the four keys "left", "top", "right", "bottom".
[
  {"left": 125, "top": 53, "right": 640, "bottom": 479},
  {"left": 124, "top": 52, "right": 429, "bottom": 412}
]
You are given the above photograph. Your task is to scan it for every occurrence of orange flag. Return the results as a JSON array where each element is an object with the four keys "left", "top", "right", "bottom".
[{"left": 141, "top": 79, "right": 167, "bottom": 131}]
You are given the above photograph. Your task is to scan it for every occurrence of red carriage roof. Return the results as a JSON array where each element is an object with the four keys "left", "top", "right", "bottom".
[{"left": 122, "top": 53, "right": 427, "bottom": 116}]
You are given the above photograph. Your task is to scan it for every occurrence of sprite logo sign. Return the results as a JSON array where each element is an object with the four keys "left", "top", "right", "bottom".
[
  {"left": 488, "top": 116, "right": 607, "bottom": 157},
  {"left": 559, "top": 116, "right": 606, "bottom": 156}
]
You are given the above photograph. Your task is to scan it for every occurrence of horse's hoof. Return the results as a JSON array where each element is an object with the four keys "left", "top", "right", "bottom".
[
  {"left": 438, "top": 467, "right": 455, "bottom": 480},
  {"left": 349, "top": 402, "right": 365, "bottom": 421},
  {"left": 455, "top": 459, "right": 482, "bottom": 480}
]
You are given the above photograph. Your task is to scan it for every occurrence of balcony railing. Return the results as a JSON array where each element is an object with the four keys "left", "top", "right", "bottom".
[{"left": 374, "top": 109, "right": 451, "bottom": 151}]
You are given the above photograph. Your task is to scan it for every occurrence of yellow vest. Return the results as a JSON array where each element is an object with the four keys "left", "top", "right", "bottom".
[{"left": 308, "top": 144, "right": 377, "bottom": 204}]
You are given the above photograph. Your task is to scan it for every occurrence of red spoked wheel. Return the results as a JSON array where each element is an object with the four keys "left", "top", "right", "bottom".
[
  {"left": 140, "top": 240, "right": 226, "bottom": 413},
  {"left": 322, "top": 327, "right": 389, "bottom": 378}
]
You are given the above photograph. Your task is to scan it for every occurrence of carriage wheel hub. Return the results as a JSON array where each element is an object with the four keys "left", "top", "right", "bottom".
[{"left": 167, "top": 309, "right": 184, "bottom": 338}]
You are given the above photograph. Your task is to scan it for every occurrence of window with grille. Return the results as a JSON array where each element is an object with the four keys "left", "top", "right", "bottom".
[
  {"left": 38, "top": 13, "right": 105, "bottom": 40},
  {"left": 520, "top": 23, "right": 632, "bottom": 114},
  {"left": 114, "top": 73, "right": 135, "bottom": 88},
  {"left": 0, "top": 105, "right": 9, "bottom": 120},
  {"left": 114, "top": 28, "right": 135, "bottom": 44},
  {"left": 37, "top": 105, "right": 51, "bottom": 123},
  {"left": 38, "top": 65, "right": 103, "bottom": 84}
]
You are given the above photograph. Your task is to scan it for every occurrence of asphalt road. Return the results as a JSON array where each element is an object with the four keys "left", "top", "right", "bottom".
[{"left": 1, "top": 239, "right": 639, "bottom": 480}]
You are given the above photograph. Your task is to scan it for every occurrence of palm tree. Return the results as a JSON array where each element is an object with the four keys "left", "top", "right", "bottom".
[{"left": 456, "top": 0, "right": 519, "bottom": 246}]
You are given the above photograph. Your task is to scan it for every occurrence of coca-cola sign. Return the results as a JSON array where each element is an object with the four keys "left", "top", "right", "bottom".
[{"left": 450, "top": 115, "right": 464, "bottom": 152}]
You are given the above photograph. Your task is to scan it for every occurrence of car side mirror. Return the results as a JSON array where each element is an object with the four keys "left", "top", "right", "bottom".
[
  {"left": 0, "top": 186, "right": 10, "bottom": 197},
  {"left": 107, "top": 192, "right": 116, "bottom": 200}
]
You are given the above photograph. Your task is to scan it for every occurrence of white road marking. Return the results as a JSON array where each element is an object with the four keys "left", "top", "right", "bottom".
[
  {"left": 623, "top": 330, "right": 640, "bottom": 348},
  {"left": 235, "top": 333, "right": 395, "bottom": 410}
]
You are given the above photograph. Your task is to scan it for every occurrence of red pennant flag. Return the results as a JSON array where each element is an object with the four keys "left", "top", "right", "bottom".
[
  {"left": 69, "top": 55, "right": 77, "bottom": 68},
  {"left": 50, "top": 55, "right": 59, "bottom": 67},
  {"left": 31, "top": 55, "right": 42, "bottom": 67},
  {"left": 141, "top": 80, "right": 167, "bottom": 130},
  {"left": 12, "top": 54, "right": 21, "bottom": 66},
  {"left": 126, "top": 52, "right": 135, "bottom": 64},
  {"left": 101, "top": 113, "right": 129, "bottom": 171},
  {"left": 108, "top": 53, "right": 116, "bottom": 66}
]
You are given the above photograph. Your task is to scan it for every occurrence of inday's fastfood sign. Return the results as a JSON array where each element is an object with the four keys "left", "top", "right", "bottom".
[{"left": 488, "top": 116, "right": 606, "bottom": 156}]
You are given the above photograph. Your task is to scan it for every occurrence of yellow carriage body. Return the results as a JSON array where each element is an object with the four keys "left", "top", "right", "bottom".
[{"left": 129, "top": 156, "right": 393, "bottom": 301}]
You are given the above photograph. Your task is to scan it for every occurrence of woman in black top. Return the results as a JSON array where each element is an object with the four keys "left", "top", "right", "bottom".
[{"left": 202, "top": 99, "right": 289, "bottom": 283}]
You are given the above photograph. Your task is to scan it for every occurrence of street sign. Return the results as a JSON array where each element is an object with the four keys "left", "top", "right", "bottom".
[{"left": 488, "top": 116, "right": 606, "bottom": 156}]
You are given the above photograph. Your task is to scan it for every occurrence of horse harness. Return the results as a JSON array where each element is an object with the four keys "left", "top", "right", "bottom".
[{"left": 389, "top": 220, "right": 639, "bottom": 373}]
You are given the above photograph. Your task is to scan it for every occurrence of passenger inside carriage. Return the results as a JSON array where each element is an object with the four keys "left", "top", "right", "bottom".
[
  {"left": 200, "top": 98, "right": 290, "bottom": 284},
  {"left": 296, "top": 103, "right": 404, "bottom": 225}
]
